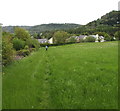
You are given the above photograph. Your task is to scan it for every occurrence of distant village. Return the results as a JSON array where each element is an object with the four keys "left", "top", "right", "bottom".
[{"left": 37, "top": 34, "right": 116, "bottom": 44}]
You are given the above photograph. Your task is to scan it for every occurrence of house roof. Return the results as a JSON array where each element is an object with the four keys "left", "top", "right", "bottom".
[
  {"left": 48, "top": 37, "right": 53, "bottom": 40},
  {"left": 70, "top": 35, "right": 88, "bottom": 40},
  {"left": 99, "top": 36, "right": 104, "bottom": 39},
  {"left": 78, "top": 35, "right": 87, "bottom": 39},
  {"left": 37, "top": 39, "right": 48, "bottom": 43}
]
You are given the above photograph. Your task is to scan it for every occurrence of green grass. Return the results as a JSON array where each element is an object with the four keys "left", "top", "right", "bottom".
[{"left": 2, "top": 41, "right": 118, "bottom": 109}]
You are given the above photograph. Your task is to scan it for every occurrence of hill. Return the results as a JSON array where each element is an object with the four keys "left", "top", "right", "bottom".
[
  {"left": 29, "top": 23, "right": 80, "bottom": 33},
  {"left": 2, "top": 23, "right": 81, "bottom": 33},
  {"left": 86, "top": 10, "right": 119, "bottom": 27},
  {"left": 67, "top": 10, "right": 119, "bottom": 35}
]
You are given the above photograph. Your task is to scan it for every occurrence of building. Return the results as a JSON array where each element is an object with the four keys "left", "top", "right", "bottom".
[
  {"left": 78, "top": 35, "right": 88, "bottom": 42},
  {"left": 37, "top": 39, "right": 48, "bottom": 44},
  {"left": 48, "top": 37, "right": 53, "bottom": 44}
]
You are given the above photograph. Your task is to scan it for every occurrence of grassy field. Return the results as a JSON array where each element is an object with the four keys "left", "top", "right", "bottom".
[{"left": 2, "top": 41, "right": 118, "bottom": 109}]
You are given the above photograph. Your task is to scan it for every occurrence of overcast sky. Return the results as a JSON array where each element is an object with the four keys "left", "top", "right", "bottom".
[{"left": 0, "top": 0, "right": 119, "bottom": 26}]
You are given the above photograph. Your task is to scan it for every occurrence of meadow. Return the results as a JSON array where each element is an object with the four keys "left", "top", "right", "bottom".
[{"left": 2, "top": 41, "right": 118, "bottom": 109}]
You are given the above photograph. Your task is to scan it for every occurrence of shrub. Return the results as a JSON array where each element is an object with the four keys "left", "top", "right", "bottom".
[
  {"left": 17, "top": 49, "right": 30, "bottom": 57},
  {"left": 84, "top": 36, "right": 96, "bottom": 42},
  {"left": 40, "top": 43, "right": 50, "bottom": 47},
  {"left": 12, "top": 38, "right": 25, "bottom": 51},
  {"left": 32, "top": 39, "right": 40, "bottom": 50},
  {"left": 29, "top": 48, "right": 36, "bottom": 52},
  {"left": 24, "top": 45, "right": 29, "bottom": 50}
]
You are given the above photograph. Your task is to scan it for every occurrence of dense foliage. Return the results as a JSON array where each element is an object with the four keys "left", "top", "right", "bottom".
[
  {"left": 12, "top": 38, "right": 25, "bottom": 50},
  {"left": 26, "top": 38, "right": 40, "bottom": 50},
  {"left": 87, "top": 10, "right": 119, "bottom": 27},
  {"left": 2, "top": 27, "right": 40, "bottom": 65},
  {"left": 14, "top": 27, "right": 31, "bottom": 41},
  {"left": 2, "top": 33, "right": 15, "bottom": 65}
]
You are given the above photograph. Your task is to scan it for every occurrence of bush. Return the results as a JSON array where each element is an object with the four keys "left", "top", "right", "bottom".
[
  {"left": 24, "top": 45, "right": 29, "bottom": 50},
  {"left": 32, "top": 39, "right": 40, "bottom": 50},
  {"left": 84, "top": 36, "right": 96, "bottom": 42},
  {"left": 17, "top": 49, "right": 30, "bottom": 57},
  {"left": 29, "top": 48, "right": 36, "bottom": 52},
  {"left": 12, "top": 38, "right": 25, "bottom": 50},
  {"left": 2, "top": 36, "right": 15, "bottom": 65}
]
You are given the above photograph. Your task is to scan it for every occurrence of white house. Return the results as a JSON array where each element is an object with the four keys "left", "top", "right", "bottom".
[
  {"left": 68, "top": 35, "right": 88, "bottom": 42},
  {"left": 37, "top": 37, "right": 54, "bottom": 44},
  {"left": 48, "top": 37, "right": 53, "bottom": 44},
  {"left": 95, "top": 34, "right": 99, "bottom": 42},
  {"left": 99, "top": 36, "right": 105, "bottom": 42},
  {"left": 37, "top": 39, "right": 48, "bottom": 44},
  {"left": 77, "top": 35, "right": 88, "bottom": 42}
]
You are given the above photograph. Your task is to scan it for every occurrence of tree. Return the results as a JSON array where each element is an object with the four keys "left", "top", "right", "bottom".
[
  {"left": 82, "top": 32, "right": 89, "bottom": 35},
  {"left": 33, "top": 32, "right": 38, "bottom": 39},
  {"left": 14, "top": 27, "right": 31, "bottom": 41},
  {"left": 53, "top": 31, "right": 69, "bottom": 44},
  {"left": 93, "top": 32, "right": 106, "bottom": 36},
  {"left": 2, "top": 34, "right": 15, "bottom": 65},
  {"left": 114, "top": 31, "right": 120, "bottom": 40},
  {"left": 2, "top": 31, "right": 14, "bottom": 41}
]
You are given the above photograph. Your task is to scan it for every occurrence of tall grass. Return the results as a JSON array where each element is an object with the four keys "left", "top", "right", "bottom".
[{"left": 3, "top": 41, "right": 118, "bottom": 109}]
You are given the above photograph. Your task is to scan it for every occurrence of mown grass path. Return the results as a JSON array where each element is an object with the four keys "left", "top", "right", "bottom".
[{"left": 3, "top": 41, "right": 118, "bottom": 109}]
